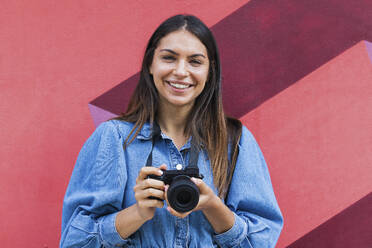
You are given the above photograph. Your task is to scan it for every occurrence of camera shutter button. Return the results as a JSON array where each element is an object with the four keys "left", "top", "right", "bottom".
[{"left": 176, "top": 164, "right": 183, "bottom": 170}]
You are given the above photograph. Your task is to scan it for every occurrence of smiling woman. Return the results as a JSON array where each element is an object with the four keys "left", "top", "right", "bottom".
[
  {"left": 60, "top": 14, "right": 283, "bottom": 248},
  {"left": 150, "top": 30, "right": 211, "bottom": 149}
]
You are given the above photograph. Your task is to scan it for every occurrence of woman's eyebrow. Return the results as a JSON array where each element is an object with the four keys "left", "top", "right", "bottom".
[{"left": 159, "top": 49, "right": 206, "bottom": 58}]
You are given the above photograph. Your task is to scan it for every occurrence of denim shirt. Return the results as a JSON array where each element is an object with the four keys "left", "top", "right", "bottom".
[{"left": 60, "top": 120, "right": 283, "bottom": 248}]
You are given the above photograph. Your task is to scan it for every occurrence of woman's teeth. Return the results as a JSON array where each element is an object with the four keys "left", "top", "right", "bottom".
[{"left": 167, "top": 81, "right": 190, "bottom": 89}]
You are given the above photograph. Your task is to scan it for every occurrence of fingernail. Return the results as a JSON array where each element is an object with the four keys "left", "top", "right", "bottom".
[{"left": 159, "top": 170, "right": 163, "bottom": 175}]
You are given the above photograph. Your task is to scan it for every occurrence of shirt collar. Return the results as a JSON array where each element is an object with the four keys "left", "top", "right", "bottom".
[
  {"left": 136, "top": 122, "right": 192, "bottom": 150},
  {"left": 136, "top": 122, "right": 153, "bottom": 140},
  {"left": 160, "top": 132, "right": 192, "bottom": 151}
]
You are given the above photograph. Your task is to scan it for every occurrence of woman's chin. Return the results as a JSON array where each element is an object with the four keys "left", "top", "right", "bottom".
[{"left": 161, "top": 98, "right": 195, "bottom": 109}]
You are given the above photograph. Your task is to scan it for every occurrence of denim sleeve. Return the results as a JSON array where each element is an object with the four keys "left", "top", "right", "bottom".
[
  {"left": 214, "top": 126, "right": 283, "bottom": 248},
  {"left": 60, "top": 121, "right": 130, "bottom": 248}
]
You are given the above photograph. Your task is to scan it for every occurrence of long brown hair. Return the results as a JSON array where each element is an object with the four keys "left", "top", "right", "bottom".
[{"left": 113, "top": 15, "right": 242, "bottom": 198}]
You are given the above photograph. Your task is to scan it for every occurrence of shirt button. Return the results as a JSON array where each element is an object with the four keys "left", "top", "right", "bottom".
[{"left": 176, "top": 164, "right": 183, "bottom": 170}]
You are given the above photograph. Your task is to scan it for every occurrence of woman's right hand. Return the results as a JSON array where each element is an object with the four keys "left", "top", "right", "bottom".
[{"left": 133, "top": 164, "right": 167, "bottom": 221}]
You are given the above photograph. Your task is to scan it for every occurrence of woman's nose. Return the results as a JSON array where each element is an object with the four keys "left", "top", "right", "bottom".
[{"left": 173, "top": 60, "right": 189, "bottom": 77}]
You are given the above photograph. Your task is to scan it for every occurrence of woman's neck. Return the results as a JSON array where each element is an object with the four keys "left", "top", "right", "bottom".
[{"left": 157, "top": 102, "right": 192, "bottom": 149}]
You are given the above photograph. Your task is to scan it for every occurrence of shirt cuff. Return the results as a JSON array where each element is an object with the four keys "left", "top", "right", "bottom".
[
  {"left": 99, "top": 212, "right": 130, "bottom": 247},
  {"left": 213, "top": 212, "right": 248, "bottom": 248}
]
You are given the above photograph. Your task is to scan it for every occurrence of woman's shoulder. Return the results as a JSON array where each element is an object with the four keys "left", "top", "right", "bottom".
[
  {"left": 87, "top": 119, "right": 135, "bottom": 142},
  {"left": 225, "top": 117, "right": 257, "bottom": 147},
  {"left": 237, "top": 124, "right": 264, "bottom": 158},
  {"left": 240, "top": 124, "right": 256, "bottom": 143},
  {"left": 95, "top": 119, "right": 152, "bottom": 141},
  {"left": 105, "top": 119, "right": 135, "bottom": 134}
]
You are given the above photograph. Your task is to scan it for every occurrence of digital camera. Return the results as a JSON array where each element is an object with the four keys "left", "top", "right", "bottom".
[{"left": 148, "top": 167, "right": 204, "bottom": 213}]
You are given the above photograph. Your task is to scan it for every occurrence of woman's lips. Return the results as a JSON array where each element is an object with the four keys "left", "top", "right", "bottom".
[{"left": 165, "top": 80, "right": 193, "bottom": 90}]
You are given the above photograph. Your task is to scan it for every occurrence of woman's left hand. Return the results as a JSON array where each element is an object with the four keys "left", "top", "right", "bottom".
[{"left": 164, "top": 177, "right": 219, "bottom": 218}]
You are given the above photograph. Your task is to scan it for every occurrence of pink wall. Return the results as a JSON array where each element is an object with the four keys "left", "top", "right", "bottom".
[{"left": 1, "top": 1, "right": 371, "bottom": 247}]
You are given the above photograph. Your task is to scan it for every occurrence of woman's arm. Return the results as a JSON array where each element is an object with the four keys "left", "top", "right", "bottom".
[
  {"left": 193, "top": 179, "right": 235, "bottom": 234},
  {"left": 61, "top": 121, "right": 169, "bottom": 248},
  {"left": 60, "top": 121, "right": 128, "bottom": 248},
  {"left": 115, "top": 165, "right": 167, "bottom": 239},
  {"left": 212, "top": 126, "right": 283, "bottom": 248}
]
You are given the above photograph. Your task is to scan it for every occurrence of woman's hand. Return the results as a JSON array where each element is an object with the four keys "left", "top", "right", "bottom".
[
  {"left": 165, "top": 177, "right": 235, "bottom": 234},
  {"left": 164, "top": 177, "right": 219, "bottom": 218},
  {"left": 133, "top": 164, "right": 167, "bottom": 221}
]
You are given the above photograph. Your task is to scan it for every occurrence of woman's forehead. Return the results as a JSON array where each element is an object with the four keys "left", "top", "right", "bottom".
[{"left": 156, "top": 30, "right": 207, "bottom": 56}]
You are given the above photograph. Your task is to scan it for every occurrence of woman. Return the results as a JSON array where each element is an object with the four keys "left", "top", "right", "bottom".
[{"left": 60, "top": 15, "right": 283, "bottom": 248}]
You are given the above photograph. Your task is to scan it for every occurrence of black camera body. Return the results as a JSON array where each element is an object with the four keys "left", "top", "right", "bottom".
[{"left": 148, "top": 167, "right": 204, "bottom": 213}]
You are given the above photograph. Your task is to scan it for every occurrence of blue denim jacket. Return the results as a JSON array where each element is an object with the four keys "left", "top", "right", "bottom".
[{"left": 60, "top": 120, "right": 283, "bottom": 248}]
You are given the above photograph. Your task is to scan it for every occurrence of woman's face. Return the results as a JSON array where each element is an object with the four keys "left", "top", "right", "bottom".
[{"left": 150, "top": 29, "right": 210, "bottom": 110}]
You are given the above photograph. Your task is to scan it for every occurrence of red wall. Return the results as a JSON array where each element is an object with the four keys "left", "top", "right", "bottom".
[
  {"left": 0, "top": 1, "right": 248, "bottom": 247},
  {"left": 1, "top": 1, "right": 371, "bottom": 247}
]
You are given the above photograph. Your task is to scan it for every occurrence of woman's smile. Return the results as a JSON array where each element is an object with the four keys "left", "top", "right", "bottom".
[{"left": 165, "top": 80, "right": 194, "bottom": 91}]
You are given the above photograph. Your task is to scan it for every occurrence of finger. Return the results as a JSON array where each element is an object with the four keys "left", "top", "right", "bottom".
[
  {"left": 140, "top": 178, "right": 165, "bottom": 191},
  {"left": 136, "top": 190, "right": 164, "bottom": 205},
  {"left": 159, "top": 164, "right": 167, "bottom": 170},
  {"left": 137, "top": 166, "right": 164, "bottom": 181},
  {"left": 134, "top": 186, "right": 165, "bottom": 201},
  {"left": 143, "top": 188, "right": 165, "bottom": 200}
]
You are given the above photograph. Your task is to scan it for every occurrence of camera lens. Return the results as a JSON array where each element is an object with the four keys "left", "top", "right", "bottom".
[
  {"left": 177, "top": 191, "right": 191, "bottom": 205},
  {"left": 167, "top": 175, "right": 199, "bottom": 213}
]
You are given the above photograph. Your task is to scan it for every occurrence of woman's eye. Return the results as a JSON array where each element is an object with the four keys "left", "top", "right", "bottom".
[
  {"left": 190, "top": 60, "right": 202, "bottom": 65},
  {"left": 162, "top": 56, "right": 175, "bottom": 61}
]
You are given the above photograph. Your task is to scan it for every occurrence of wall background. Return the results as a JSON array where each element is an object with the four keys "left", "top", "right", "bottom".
[{"left": 0, "top": 0, "right": 371, "bottom": 247}]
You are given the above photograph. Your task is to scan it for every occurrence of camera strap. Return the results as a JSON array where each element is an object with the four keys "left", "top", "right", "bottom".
[{"left": 145, "top": 122, "right": 199, "bottom": 169}]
